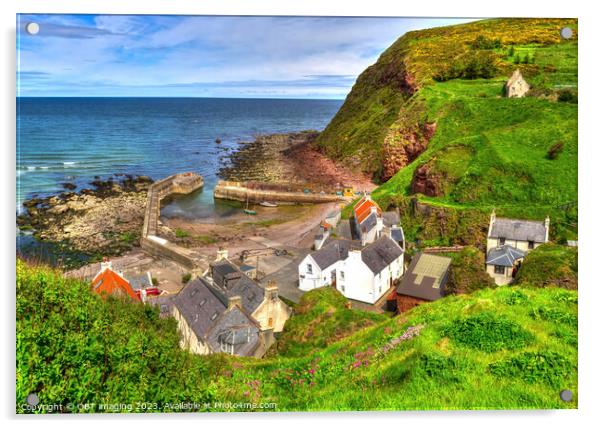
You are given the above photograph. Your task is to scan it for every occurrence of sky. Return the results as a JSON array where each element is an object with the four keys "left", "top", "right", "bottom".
[{"left": 17, "top": 15, "right": 473, "bottom": 98}]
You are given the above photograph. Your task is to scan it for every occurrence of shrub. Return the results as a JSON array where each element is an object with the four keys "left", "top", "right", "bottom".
[
  {"left": 419, "top": 353, "right": 464, "bottom": 383},
  {"left": 546, "top": 142, "right": 564, "bottom": 159},
  {"left": 514, "top": 243, "right": 578, "bottom": 289},
  {"left": 489, "top": 351, "right": 574, "bottom": 387},
  {"left": 557, "top": 89, "right": 578, "bottom": 103},
  {"left": 444, "top": 312, "right": 534, "bottom": 352},
  {"left": 471, "top": 35, "right": 502, "bottom": 50},
  {"left": 119, "top": 232, "right": 136, "bottom": 244},
  {"left": 530, "top": 306, "right": 577, "bottom": 327},
  {"left": 433, "top": 51, "right": 499, "bottom": 82},
  {"left": 503, "top": 288, "right": 528, "bottom": 306},
  {"left": 181, "top": 272, "right": 192, "bottom": 284},
  {"left": 175, "top": 228, "right": 190, "bottom": 239},
  {"left": 446, "top": 247, "right": 496, "bottom": 295}
]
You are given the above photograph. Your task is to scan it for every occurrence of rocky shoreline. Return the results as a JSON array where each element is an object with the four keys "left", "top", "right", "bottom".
[
  {"left": 17, "top": 130, "right": 376, "bottom": 265},
  {"left": 219, "top": 130, "right": 376, "bottom": 192},
  {"left": 17, "top": 175, "right": 153, "bottom": 257}
]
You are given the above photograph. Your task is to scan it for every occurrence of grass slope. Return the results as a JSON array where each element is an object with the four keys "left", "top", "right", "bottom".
[
  {"left": 267, "top": 288, "right": 388, "bottom": 358},
  {"left": 515, "top": 243, "right": 578, "bottom": 289},
  {"left": 17, "top": 261, "right": 577, "bottom": 412},
  {"left": 319, "top": 18, "right": 578, "bottom": 244}
]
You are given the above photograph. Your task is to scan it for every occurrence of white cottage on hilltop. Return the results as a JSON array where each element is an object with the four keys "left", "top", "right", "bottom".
[
  {"left": 505, "top": 69, "right": 530, "bottom": 98},
  {"left": 298, "top": 234, "right": 405, "bottom": 304},
  {"left": 485, "top": 210, "right": 549, "bottom": 285}
]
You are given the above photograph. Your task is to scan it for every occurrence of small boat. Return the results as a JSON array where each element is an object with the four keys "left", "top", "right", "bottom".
[
  {"left": 243, "top": 209, "right": 257, "bottom": 215},
  {"left": 259, "top": 201, "right": 278, "bottom": 207}
]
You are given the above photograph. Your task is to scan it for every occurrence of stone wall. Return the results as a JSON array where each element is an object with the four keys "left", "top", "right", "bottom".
[
  {"left": 214, "top": 180, "right": 346, "bottom": 204},
  {"left": 140, "top": 172, "right": 204, "bottom": 269}
]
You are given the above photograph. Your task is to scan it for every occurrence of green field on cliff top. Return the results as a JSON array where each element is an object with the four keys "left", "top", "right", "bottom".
[
  {"left": 320, "top": 18, "right": 577, "bottom": 242},
  {"left": 17, "top": 260, "right": 577, "bottom": 412}
]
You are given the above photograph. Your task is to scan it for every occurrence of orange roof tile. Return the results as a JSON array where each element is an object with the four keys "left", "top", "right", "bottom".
[
  {"left": 353, "top": 197, "right": 381, "bottom": 225},
  {"left": 92, "top": 268, "right": 140, "bottom": 301}
]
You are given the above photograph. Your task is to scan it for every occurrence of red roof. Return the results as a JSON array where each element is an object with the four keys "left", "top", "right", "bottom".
[
  {"left": 353, "top": 196, "right": 381, "bottom": 225},
  {"left": 92, "top": 268, "right": 140, "bottom": 301}
]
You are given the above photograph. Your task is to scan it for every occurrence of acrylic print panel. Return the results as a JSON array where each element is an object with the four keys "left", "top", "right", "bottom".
[{"left": 16, "top": 14, "right": 578, "bottom": 413}]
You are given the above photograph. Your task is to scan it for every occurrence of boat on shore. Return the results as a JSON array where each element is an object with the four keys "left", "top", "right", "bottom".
[
  {"left": 243, "top": 209, "right": 257, "bottom": 215},
  {"left": 259, "top": 201, "right": 278, "bottom": 207}
]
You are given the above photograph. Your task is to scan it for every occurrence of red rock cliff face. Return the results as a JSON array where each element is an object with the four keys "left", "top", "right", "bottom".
[
  {"left": 382, "top": 121, "right": 436, "bottom": 181},
  {"left": 410, "top": 162, "right": 443, "bottom": 197}
]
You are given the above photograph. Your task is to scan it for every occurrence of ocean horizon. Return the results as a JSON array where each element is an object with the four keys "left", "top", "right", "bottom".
[{"left": 16, "top": 97, "right": 343, "bottom": 217}]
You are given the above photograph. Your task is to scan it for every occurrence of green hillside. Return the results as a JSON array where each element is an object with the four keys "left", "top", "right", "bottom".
[
  {"left": 319, "top": 18, "right": 577, "bottom": 245},
  {"left": 17, "top": 260, "right": 577, "bottom": 412}
]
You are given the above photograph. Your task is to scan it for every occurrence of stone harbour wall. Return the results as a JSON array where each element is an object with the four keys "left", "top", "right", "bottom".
[
  {"left": 140, "top": 172, "right": 204, "bottom": 269},
  {"left": 214, "top": 180, "right": 346, "bottom": 204}
]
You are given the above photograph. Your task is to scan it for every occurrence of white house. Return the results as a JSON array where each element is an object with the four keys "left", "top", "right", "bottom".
[
  {"left": 485, "top": 210, "right": 549, "bottom": 285},
  {"left": 298, "top": 235, "right": 405, "bottom": 304},
  {"left": 353, "top": 195, "right": 384, "bottom": 245}
]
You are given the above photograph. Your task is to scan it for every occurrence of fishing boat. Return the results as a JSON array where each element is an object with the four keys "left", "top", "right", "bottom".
[
  {"left": 243, "top": 193, "right": 257, "bottom": 215},
  {"left": 259, "top": 201, "right": 278, "bottom": 207}
]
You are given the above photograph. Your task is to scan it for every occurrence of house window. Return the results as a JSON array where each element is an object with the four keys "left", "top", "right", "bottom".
[
  {"left": 494, "top": 265, "right": 505, "bottom": 275},
  {"left": 341, "top": 285, "right": 345, "bottom": 292},
  {"left": 307, "top": 264, "right": 313, "bottom": 274},
  {"left": 340, "top": 271, "right": 345, "bottom": 280},
  {"left": 528, "top": 241, "right": 534, "bottom": 249},
  {"left": 498, "top": 237, "right": 506, "bottom": 246},
  {"left": 268, "top": 317, "right": 274, "bottom": 328}
]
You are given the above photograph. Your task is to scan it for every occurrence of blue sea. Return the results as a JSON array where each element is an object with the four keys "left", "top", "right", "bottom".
[{"left": 17, "top": 97, "right": 343, "bottom": 218}]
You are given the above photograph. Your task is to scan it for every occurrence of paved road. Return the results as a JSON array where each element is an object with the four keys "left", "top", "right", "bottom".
[{"left": 259, "top": 249, "right": 310, "bottom": 304}]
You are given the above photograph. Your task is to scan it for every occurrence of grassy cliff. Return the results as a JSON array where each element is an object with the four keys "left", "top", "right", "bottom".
[
  {"left": 318, "top": 18, "right": 577, "bottom": 245},
  {"left": 17, "top": 260, "right": 577, "bottom": 412}
]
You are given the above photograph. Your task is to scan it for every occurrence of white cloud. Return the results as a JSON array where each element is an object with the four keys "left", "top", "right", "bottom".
[{"left": 17, "top": 15, "right": 475, "bottom": 98}]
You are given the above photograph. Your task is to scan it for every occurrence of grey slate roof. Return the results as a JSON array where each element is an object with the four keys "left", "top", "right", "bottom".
[
  {"left": 205, "top": 306, "right": 262, "bottom": 356},
  {"left": 227, "top": 274, "right": 264, "bottom": 314},
  {"left": 360, "top": 212, "right": 378, "bottom": 234},
  {"left": 124, "top": 273, "right": 153, "bottom": 291},
  {"left": 486, "top": 245, "right": 526, "bottom": 267},
  {"left": 396, "top": 253, "right": 451, "bottom": 301},
  {"left": 382, "top": 211, "right": 400, "bottom": 228},
  {"left": 173, "top": 277, "right": 228, "bottom": 339},
  {"left": 310, "top": 239, "right": 354, "bottom": 269},
  {"left": 490, "top": 217, "right": 547, "bottom": 242},
  {"left": 173, "top": 277, "right": 262, "bottom": 356},
  {"left": 208, "top": 259, "right": 265, "bottom": 314},
  {"left": 211, "top": 259, "right": 243, "bottom": 288},
  {"left": 147, "top": 295, "right": 175, "bottom": 318},
  {"left": 390, "top": 226, "right": 405, "bottom": 244},
  {"left": 361, "top": 236, "right": 404, "bottom": 274}
]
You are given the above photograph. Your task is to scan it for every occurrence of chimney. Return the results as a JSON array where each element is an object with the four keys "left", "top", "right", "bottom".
[
  {"left": 544, "top": 216, "right": 550, "bottom": 242},
  {"left": 228, "top": 295, "right": 242, "bottom": 310},
  {"left": 216, "top": 247, "right": 229, "bottom": 262},
  {"left": 100, "top": 257, "right": 112, "bottom": 272},
  {"left": 265, "top": 280, "right": 279, "bottom": 301},
  {"left": 261, "top": 327, "right": 275, "bottom": 350},
  {"left": 488, "top": 209, "right": 496, "bottom": 237}
]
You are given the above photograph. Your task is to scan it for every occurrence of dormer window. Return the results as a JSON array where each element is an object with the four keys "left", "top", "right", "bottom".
[
  {"left": 198, "top": 298, "right": 207, "bottom": 307},
  {"left": 210, "top": 312, "right": 218, "bottom": 321}
]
